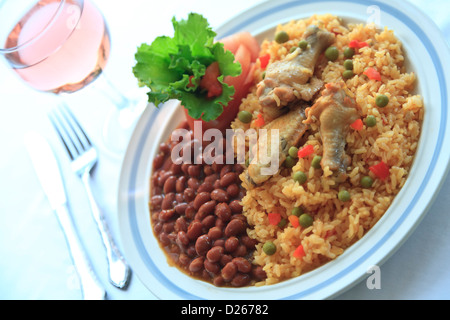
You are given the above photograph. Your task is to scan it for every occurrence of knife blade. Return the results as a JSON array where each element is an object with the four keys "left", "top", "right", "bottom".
[{"left": 24, "top": 132, "right": 106, "bottom": 300}]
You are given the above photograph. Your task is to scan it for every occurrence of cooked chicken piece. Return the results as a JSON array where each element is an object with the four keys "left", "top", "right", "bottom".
[
  {"left": 256, "top": 25, "right": 335, "bottom": 113},
  {"left": 303, "top": 82, "right": 359, "bottom": 182},
  {"left": 244, "top": 103, "right": 308, "bottom": 187}
]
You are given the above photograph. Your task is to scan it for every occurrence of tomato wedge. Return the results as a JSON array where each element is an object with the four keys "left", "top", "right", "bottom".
[{"left": 184, "top": 33, "right": 259, "bottom": 132}]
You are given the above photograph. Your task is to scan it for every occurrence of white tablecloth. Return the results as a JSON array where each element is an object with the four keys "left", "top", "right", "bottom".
[{"left": 1, "top": 0, "right": 449, "bottom": 300}]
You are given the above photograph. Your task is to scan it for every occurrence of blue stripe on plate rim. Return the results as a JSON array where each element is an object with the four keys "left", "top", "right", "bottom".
[{"left": 127, "top": 0, "right": 447, "bottom": 299}]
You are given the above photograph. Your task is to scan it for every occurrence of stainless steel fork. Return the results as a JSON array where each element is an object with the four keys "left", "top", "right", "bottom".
[{"left": 49, "top": 104, "right": 131, "bottom": 289}]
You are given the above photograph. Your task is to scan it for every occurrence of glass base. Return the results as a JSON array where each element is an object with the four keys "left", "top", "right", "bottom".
[{"left": 101, "top": 98, "right": 147, "bottom": 159}]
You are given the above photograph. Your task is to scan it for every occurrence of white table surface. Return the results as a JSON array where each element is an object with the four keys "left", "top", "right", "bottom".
[{"left": 1, "top": 0, "right": 449, "bottom": 300}]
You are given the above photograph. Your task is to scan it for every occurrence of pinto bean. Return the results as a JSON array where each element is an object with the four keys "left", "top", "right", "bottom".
[
  {"left": 220, "top": 165, "right": 233, "bottom": 178},
  {"left": 233, "top": 244, "right": 247, "bottom": 257},
  {"left": 178, "top": 253, "right": 191, "bottom": 267},
  {"left": 185, "top": 204, "right": 196, "bottom": 220},
  {"left": 225, "top": 236, "right": 239, "bottom": 253},
  {"left": 181, "top": 163, "right": 190, "bottom": 174},
  {"left": 213, "top": 275, "right": 225, "bottom": 287},
  {"left": 176, "top": 176, "right": 187, "bottom": 193},
  {"left": 175, "top": 217, "right": 188, "bottom": 232},
  {"left": 174, "top": 203, "right": 188, "bottom": 215},
  {"left": 224, "top": 218, "right": 246, "bottom": 237},
  {"left": 158, "top": 171, "right": 172, "bottom": 188},
  {"left": 206, "top": 246, "right": 224, "bottom": 263},
  {"left": 170, "top": 162, "right": 182, "bottom": 175},
  {"left": 187, "top": 221, "right": 203, "bottom": 241},
  {"left": 177, "top": 231, "right": 190, "bottom": 247},
  {"left": 231, "top": 273, "right": 251, "bottom": 287},
  {"left": 226, "top": 184, "right": 240, "bottom": 198},
  {"left": 163, "top": 221, "right": 175, "bottom": 233},
  {"left": 195, "top": 235, "right": 212, "bottom": 256},
  {"left": 161, "top": 193, "right": 176, "bottom": 210},
  {"left": 241, "top": 235, "right": 258, "bottom": 249},
  {"left": 229, "top": 200, "right": 243, "bottom": 213},
  {"left": 221, "top": 262, "right": 237, "bottom": 282},
  {"left": 197, "top": 182, "right": 214, "bottom": 193},
  {"left": 187, "top": 177, "right": 200, "bottom": 190},
  {"left": 207, "top": 226, "right": 222, "bottom": 240},
  {"left": 220, "top": 172, "right": 237, "bottom": 188},
  {"left": 232, "top": 257, "right": 252, "bottom": 273},
  {"left": 150, "top": 195, "right": 163, "bottom": 209},
  {"left": 193, "top": 192, "right": 211, "bottom": 210},
  {"left": 197, "top": 200, "right": 216, "bottom": 218},
  {"left": 204, "top": 259, "right": 220, "bottom": 274},
  {"left": 204, "top": 173, "right": 219, "bottom": 185},
  {"left": 252, "top": 266, "right": 267, "bottom": 281},
  {"left": 201, "top": 215, "right": 216, "bottom": 230},
  {"left": 175, "top": 193, "right": 184, "bottom": 203},
  {"left": 183, "top": 188, "right": 196, "bottom": 202},
  {"left": 159, "top": 209, "right": 175, "bottom": 221},
  {"left": 215, "top": 203, "right": 232, "bottom": 222},
  {"left": 189, "top": 257, "right": 204, "bottom": 273},
  {"left": 211, "top": 189, "right": 229, "bottom": 202},
  {"left": 153, "top": 154, "right": 165, "bottom": 170},
  {"left": 159, "top": 232, "right": 170, "bottom": 246},
  {"left": 188, "top": 165, "right": 201, "bottom": 177}
]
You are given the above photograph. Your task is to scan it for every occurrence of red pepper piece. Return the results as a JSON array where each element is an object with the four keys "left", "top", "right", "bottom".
[
  {"left": 259, "top": 53, "right": 270, "bottom": 70},
  {"left": 268, "top": 212, "right": 281, "bottom": 226},
  {"left": 350, "top": 118, "right": 364, "bottom": 131},
  {"left": 254, "top": 113, "right": 265, "bottom": 127},
  {"left": 349, "top": 39, "right": 369, "bottom": 49},
  {"left": 293, "top": 244, "right": 305, "bottom": 259},
  {"left": 369, "top": 161, "right": 390, "bottom": 180},
  {"left": 288, "top": 215, "right": 299, "bottom": 228},
  {"left": 363, "top": 67, "right": 382, "bottom": 81},
  {"left": 297, "top": 144, "right": 314, "bottom": 158}
]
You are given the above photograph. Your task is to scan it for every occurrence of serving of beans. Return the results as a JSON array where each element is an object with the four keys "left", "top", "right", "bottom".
[{"left": 149, "top": 122, "right": 266, "bottom": 287}]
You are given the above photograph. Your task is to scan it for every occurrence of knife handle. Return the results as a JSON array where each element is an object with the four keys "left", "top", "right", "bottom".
[{"left": 55, "top": 204, "right": 106, "bottom": 300}]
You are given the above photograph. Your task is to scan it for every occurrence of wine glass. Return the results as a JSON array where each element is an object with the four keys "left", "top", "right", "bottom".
[{"left": 0, "top": 0, "right": 145, "bottom": 156}]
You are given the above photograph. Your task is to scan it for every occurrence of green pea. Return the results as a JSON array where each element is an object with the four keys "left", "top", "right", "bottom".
[
  {"left": 289, "top": 46, "right": 298, "bottom": 53},
  {"left": 365, "top": 115, "right": 377, "bottom": 127},
  {"left": 360, "top": 176, "right": 374, "bottom": 188},
  {"left": 278, "top": 218, "right": 288, "bottom": 228},
  {"left": 338, "top": 190, "right": 351, "bottom": 202},
  {"left": 263, "top": 241, "right": 277, "bottom": 255},
  {"left": 298, "top": 40, "right": 308, "bottom": 50},
  {"left": 285, "top": 155, "right": 296, "bottom": 168},
  {"left": 238, "top": 110, "right": 252, "bottom": 123},
  {"left": 298, "top": 213, "right": 314, "bottom": 228},
  {"left": 288, "top": 146, "right": 299, "bottom": 158},
  {"left": 311, "top": 155, "right": 322, "bottom": 169},
  {"left": 293, "top": 171, "right": 307, "bottom": 184},
  {"left": 343, "top": 47, "right": 355, "bottom": 58},
  {"left": 291, "top": 206, "right": 304, "bottom": 217},
  {"left": 275, "top": 31, "right": 290, "bottom": 44},
  {"left": 325, "top": 46, "right": 339, "bottom": 61},
  {"left": 343, "top": 70, "right": 354, "bottom": 79},
  {"left": 343, "top": 59, "right": 354, "bottom": 70},
  {"left": 375, "top": 94, "right": 389, "bottom": 108}
]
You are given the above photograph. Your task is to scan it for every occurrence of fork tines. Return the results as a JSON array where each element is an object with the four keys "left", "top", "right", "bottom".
[{"left": 49, "top": 104, "right": 92, "bottom": 160}]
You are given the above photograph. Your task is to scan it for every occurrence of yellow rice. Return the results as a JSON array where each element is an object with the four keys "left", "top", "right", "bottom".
[{"left": 231, "top": 14, "right": 424, "bottom": 286}]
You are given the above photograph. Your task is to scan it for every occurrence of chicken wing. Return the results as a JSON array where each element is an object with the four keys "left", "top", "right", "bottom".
[
  {"left": 256, "top": 25, "right": 335, "bottom": 114},
  {"left": 303, "top": 82, "right": 359, "bottom": 182}
]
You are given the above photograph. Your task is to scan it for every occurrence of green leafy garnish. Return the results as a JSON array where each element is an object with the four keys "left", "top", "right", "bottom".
[{"left": 133, "top": 13, "right": 242, "bottom": 121}]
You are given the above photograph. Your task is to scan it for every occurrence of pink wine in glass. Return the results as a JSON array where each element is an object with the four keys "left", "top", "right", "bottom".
[{"left": 4, "top": 0, "right": 110, "bottom": 93}]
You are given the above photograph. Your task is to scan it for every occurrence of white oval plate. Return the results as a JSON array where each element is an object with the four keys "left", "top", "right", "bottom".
[{"left": 118, "top": 0, "right": 450, "bottom": 299}]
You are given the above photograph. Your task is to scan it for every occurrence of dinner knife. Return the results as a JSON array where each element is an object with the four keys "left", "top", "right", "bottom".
[{"left": 24, "top": 132, "right": 106, "bottom": 300}]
